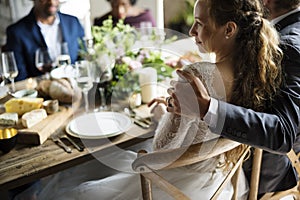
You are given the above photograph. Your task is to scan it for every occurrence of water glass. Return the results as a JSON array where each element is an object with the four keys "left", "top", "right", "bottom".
[
  {"left": 1, "top": 51, "right": 19, "bottom": 92},
  {"left": 75, "top": 60, "right": 93, "bottom": 113},
  {"left": 57, "top": 42, "right": 71, "bottom": 68}
]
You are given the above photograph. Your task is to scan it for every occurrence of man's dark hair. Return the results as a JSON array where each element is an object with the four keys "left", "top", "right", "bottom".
[{"left": 107, "top": 0, "right": 138, "bottom": 6}]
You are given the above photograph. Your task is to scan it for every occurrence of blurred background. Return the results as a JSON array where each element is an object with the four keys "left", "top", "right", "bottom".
[{"left": 0, "top": 0, "right": 195, "bottom": 47}]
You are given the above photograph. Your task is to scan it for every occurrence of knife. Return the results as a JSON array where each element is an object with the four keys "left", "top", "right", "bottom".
[
  {"left": 51, "top": 135, "right": 72, "bottom": 153},
  {"left": 60, "top": 135, "right": 84, "bottom": 152},
  {"left": 132, "top": 118, "right": 150, "bottom": 129}
]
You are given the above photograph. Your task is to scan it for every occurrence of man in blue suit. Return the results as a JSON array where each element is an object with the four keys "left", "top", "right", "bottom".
[
  {"left": 169, "top": 0, "right": 300, "bottom": 197},
  {"left": 3, "top": 0, "right": 85, "bottom": 81}
]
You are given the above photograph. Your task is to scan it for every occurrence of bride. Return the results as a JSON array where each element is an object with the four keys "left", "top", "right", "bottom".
[{"left": 14, "top": 0, "right": 282, "bottom": 199}]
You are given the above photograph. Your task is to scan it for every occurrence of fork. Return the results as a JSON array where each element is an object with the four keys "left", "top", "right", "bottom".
[
  {"left": 50, "top": 134, "right": 72, "bottom": 153},
  {"left": 60, "top": 135, "right": 84, "bottom": 152}
]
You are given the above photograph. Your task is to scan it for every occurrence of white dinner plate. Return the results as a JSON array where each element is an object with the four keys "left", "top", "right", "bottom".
[
  {"left": 66, "top": 112, "right": 132, "bottom": 139},
  {"left": 50, "top": 65, "right": 76, "bottom": 79}
]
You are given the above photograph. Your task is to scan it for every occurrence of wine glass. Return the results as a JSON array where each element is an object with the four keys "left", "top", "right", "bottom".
[
  {"left": 1, "top": 51, "right": 19, "bottom": 93},
  {"left": 56, "top": 42, "right": 71, "bottom": 68},
  {"left": 75, "top": 60, "right": 93, "bottom": 113},
  {"left": 92, "top": 54, "right": 114, "bottom": 111},
  {"left": 35, "top": 47, "right": 54, "bottom": 79}
]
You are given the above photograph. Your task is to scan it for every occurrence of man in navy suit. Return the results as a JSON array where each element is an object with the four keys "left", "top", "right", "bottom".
[
  {"left": 169, "top": 0, "right": 300, "bottom": 197},
  {"left": 3, "top": 0, "right": 85, "bottom": 81}
]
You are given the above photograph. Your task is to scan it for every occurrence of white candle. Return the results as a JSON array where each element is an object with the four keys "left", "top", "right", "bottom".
[
  {"left": 156, "top": 0, "right": 164, "bottom": 29},
  {"left": 138, "top": 67, "right": 157, "bottom": 103},
  {"left": 84, "top": 12, "right": 93, "bottom": 40},
  {"left": 129, "top": 93, "right": 142, "bottom": 108},
  {"left": 26, "top": 78, "right": 37, "bottom": 90}
]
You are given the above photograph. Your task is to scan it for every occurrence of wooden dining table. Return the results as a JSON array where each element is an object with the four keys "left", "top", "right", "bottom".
[{"left": 0, "top": 78, "right": 155, "bottom": 194}]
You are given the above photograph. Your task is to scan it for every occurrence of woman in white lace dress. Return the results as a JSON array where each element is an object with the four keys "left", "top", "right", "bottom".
[{"left": 15, "top": 0, "right": 283, "bottom": 199}]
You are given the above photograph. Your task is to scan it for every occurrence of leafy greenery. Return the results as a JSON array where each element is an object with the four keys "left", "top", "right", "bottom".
[{"left": 81, "top": 17, "right": 179, "bottom": 100}]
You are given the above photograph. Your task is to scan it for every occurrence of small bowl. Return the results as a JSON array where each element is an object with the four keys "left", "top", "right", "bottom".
[
  {"left": 0, "top": 128, "right": 18, "bottom": 153},
  {"left": 11, "top": 89, "right": 38, "bottom": 98}
]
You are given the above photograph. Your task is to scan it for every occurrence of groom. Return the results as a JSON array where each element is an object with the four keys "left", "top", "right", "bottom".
[{"left": 170, "top": 0, "right": 300, "bottom": 197}]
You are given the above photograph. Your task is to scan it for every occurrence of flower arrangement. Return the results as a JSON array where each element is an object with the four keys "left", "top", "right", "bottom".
[{"left": 80, "top": 17, "right": 181, "bottom": 101}]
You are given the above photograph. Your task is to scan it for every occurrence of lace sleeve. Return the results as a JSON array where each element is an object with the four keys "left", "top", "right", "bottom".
[{"left": 153, "top": 62, "right": 222, "bottom": 151}]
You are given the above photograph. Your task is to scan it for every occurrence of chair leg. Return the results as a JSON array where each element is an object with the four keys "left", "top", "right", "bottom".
[
  {"left": 140, "top": 174, "right": 153, "bottom": 200},
  {"left": 249, "top": 148, "right": 263, "bottom": 200},
  {"left": 138, "top": 150, "right": 153, "bottom": 200},
  {"left": 231, "top": 163, "right": 242, "bottom": 200}
]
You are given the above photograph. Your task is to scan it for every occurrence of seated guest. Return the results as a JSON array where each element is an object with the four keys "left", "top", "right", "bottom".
[
  {"left": 94, "top": 0, "right": 156, "bottom": 28},
  {"left": 3, "top": 0, "right": 85, "bottom": 81}
]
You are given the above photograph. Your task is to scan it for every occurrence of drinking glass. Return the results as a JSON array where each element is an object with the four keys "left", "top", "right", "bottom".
[
  {"left": 35, "top": 47, "right": 54, "bottom": 79},
  {"left": 1, "top": 51, "right": 18, "bottom": 92},
  {"left": 91, "top": 54, "right": 114, "bottom": 111},
  {"left": 56, "top": 42, "right": 71, "bottom": 68},
  {"left": 75, "top": 60, "right": 93, "bottom": 113}
]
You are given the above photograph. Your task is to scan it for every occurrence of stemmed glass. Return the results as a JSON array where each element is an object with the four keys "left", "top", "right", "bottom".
[
  {"left": 35, "top": 47, "right": 54, "bottom": 79},
  {"left": 75, "top": 60, "right": 93, "bottom": 113},
  {"left": 56, "top": 42, "right": 71, "bottom": 68},
  {"left": 1, "top": 51, "right": 19, "bottom": 93},
  {"left": 91, "top": 54, "right": 114, "bottom": 111}
]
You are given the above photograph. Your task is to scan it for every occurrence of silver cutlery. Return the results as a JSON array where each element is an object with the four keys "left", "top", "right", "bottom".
[
  {"left": 50, "top": 134, "right": 72, "bottom": 153},
  {"left": 60, "top": 135, "right": 84, "bottom": 152},
  {"left": 124, "top": 108, "right": 151, "bottom": 129}
]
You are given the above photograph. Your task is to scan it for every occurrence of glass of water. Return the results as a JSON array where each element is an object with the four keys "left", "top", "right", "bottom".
[
  {"left": 56, "top": 42, "right": 71, "bottom": 68},
  {"left": 75, "top": 60, "right": 93, "bottom": 113}
]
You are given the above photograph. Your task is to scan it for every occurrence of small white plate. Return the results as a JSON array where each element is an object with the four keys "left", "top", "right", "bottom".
[
  {"left": 11, "top": 89, "right": 38, "bottom": 98},
  {"left": 66, "top": 112, "right": 132, "bottom": 139},
  {"left": 0, "top": 86, "right": 8, "bottom": 99},
  {"left": 50, "top": 65, "right": 76, "bottom": 79}
]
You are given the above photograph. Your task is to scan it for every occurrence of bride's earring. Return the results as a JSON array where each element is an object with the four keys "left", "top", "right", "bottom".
[{"left": 225, "top": 35, "right": 229, "bottom": 39}]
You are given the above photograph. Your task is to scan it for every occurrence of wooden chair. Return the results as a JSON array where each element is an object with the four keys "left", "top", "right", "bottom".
[
  {"left": 249, "top": 148, "right": 300, "bottom": 200},
  {"left": 132, "top": 138, "right": 250, "bottom": 200}
]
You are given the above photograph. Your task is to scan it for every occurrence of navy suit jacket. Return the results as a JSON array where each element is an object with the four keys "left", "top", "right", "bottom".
[
  {"left": 211, "top": 11, "right": 300, "bottom": 194},
  {"left": 3, "top": 8, "right": 85, "bottom": 81}
]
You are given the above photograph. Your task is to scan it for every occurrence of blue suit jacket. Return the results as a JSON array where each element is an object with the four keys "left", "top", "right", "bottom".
[
  {"left": 3, "top": 8, "right": 85, "bottom": 81},
  {"left": 211, "top": 11, "right": 300, "bottom": 194}
]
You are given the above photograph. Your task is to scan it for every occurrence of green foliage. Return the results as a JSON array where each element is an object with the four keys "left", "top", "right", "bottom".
[
  {"left": 169, "top": 0, "right": 195, "bottom": 26},
  {"left": 91, "top": 16, "right": 137, "bottom": 58}
]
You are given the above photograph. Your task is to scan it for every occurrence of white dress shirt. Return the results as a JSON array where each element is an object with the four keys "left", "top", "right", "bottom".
[{"left": 37, "top": 14, "right": 62, "bottom": 62}]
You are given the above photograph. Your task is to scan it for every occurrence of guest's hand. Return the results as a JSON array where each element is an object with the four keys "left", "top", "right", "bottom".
[{"left": 167, "top": 69, "right": 211, "bottom": 119}]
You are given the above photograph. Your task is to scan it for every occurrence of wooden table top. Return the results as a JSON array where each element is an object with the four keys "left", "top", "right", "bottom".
[{"left": 0, "top": 78, "right": 155, "bottom": 191}]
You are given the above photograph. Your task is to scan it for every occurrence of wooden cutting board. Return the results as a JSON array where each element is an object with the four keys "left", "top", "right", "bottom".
[{"left": 16, "top": 106, "right": 74, "bottom": 145}]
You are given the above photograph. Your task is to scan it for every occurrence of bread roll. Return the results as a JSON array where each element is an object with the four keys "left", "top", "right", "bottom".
[
  {"left": 36, "top": 79, "right": 51, "bottom": 98},
  {"left": 49, "top": 78, "right": 81, "bottom": 103}
]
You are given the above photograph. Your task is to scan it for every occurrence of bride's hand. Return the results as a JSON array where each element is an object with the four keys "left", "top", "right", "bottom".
[
  {"left": 167, "top": 69, "right": 211, "bottom": 119},
  {"left": 147, "top": 97, "right": 167, "bottom": 122},
  {"left": 147, "top": 97, "right": 168, "bottom": 107}
]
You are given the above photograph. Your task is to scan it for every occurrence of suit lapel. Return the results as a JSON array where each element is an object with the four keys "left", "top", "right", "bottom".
[
  {"left": 58, "top": 12, "right": 67, "bottom": 43},
  {"left": 28, "top": 9, "right": 47, "bottom": 47},
  {"left": 275, "top": 11, "right": 300, "bottom": 31}
]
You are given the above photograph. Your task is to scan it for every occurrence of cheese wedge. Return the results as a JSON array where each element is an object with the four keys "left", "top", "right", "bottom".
[
  {"left": 21, "top": 109, "right": 47, "bottom": 128},
  {"left": 4, "top": 98, "right": 44, "bottom": 116},
  {"left": 0, "top": 112, "right": 18, "bottom": 126}
]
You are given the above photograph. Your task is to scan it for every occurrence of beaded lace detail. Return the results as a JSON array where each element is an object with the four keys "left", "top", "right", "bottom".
[{"left": 152, "top": 62, "right": 226, "bottom": 172}]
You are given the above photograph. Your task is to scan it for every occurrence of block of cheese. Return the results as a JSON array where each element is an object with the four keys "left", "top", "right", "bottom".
[
  {"left": 4, "top": 98, "right": 44, "bottom": 116},
  {"left": 0, "top": 112, "right": 18, "bottom": 126},
  {"left": 21, "top": 109, "right": 47, "bottom": 128}
]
